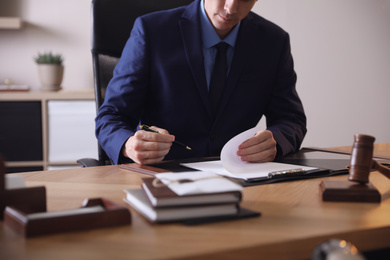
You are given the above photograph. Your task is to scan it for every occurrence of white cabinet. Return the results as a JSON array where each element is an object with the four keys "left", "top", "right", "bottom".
[{"left": 48, "top": 100, "right": 97, "bottom": 163}]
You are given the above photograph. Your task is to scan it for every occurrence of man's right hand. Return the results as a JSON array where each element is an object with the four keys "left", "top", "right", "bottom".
[{"left": 122, "top": 126, "right": 174, "bottom": 165}]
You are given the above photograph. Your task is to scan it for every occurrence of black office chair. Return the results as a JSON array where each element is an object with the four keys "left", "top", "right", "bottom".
[
  {"left": 78, "top": 0, "right": 194, "bottom": 167},
  {"left": 0, "top": 156, "right": 5, "bottom": 175}
]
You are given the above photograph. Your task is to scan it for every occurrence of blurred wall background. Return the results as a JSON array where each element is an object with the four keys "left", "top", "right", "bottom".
[{"left": 1, "top": 0, "right": 389, "bottom": 148}]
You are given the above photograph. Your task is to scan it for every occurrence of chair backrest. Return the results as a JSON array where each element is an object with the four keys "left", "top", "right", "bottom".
[
  {"left": 0, "top": 156, "right": 5, "bottom": 189},
  {"left": 91, "top": 0, "right": 194, "bottom": 164}
]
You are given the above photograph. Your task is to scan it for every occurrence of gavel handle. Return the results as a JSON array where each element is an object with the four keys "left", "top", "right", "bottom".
[{"left": 372, "top": 160, "right": 390, "bottom": 179}]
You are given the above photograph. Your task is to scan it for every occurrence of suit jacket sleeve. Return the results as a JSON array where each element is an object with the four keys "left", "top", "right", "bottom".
[
  {"left": 265, "top": 32, "right": 306, "bottom": 157},
  {"left": 95, "top": 17, "right": 149, "bottom": 164}
]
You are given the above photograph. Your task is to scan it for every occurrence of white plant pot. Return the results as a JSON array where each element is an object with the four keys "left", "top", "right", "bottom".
[{"left": 37, "top": 64, "right": 64, "bottom": 91}]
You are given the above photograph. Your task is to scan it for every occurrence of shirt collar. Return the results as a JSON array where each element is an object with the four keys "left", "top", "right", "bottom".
[{"left": 200, "top": 0, "right": 240, "bottom": 49}]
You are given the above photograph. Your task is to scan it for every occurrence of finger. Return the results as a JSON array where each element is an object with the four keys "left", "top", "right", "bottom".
[
  {"left": 149, "top": 126, "right": 170, "bottom": 135},
  {"left": 131, "top": 154, "right": 166, "bottom": 165},
  {"left": 240, "top": 146, "right": 276, "bottom": 163},
  {"left": 136, "top": 129, "right": 174, "bottom": 144},
  {"left": 137, "top": 157, "right": 165, "bottom": 165},
  {"left": 238, "top": 137, "right": 275, "bottom": 156},
  {"left": 132, "top": 149, "right": 170, "bottom": 165},
  {"left": 238, "top": 130, "right": 272, "bottom": 149},
  {"left": 137, "top": 140, "right": 173, "bottom": 152},
  {"left": 132, "top": 133, "right": 173, "bottom": 152}
]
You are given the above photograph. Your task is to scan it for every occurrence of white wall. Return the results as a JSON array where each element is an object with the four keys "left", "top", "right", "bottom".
[
  {"left": 254, "top": 0, "right": 390, "bottom": 147},
  {"left": 0, "top": 0, "right": 93, "bottom": 91},
  {"left": 1, "top": 0, "right": 389, "bottom": 148}
]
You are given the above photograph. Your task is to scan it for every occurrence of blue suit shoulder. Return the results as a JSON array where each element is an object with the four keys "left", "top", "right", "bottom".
[
  {"left": 137, "top": 5, "right": 187, "bottom": 25},
  {"left": 245, "top": 11, "right": 289, "bottom": 38}
]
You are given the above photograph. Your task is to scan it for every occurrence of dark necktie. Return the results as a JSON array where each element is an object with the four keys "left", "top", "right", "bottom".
[{"left": 209, "top": 42, "right": 229, "bottom": 117}]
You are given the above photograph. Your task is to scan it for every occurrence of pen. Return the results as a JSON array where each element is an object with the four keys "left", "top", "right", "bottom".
[{"left": 140, "top": 124, "right": 192, "bottom": 151}]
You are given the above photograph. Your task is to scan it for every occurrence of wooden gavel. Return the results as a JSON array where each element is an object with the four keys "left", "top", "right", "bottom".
[{"left": 349, "top": 134, "right": 390, "bottom": 184}]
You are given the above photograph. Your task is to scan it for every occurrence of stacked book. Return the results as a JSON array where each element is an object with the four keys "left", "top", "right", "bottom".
[{"left": 123, "top": 171, "right": 258, "bottom": 223}]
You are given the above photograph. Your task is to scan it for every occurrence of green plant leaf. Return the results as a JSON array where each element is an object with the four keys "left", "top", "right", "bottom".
[{"left": 34, "top": 51, "right": 63, "bottom": 65}]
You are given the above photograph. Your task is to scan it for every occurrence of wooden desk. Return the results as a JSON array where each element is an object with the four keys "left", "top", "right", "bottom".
[{"left": 1, "top": 144, "right": 390, "bottom": 260}]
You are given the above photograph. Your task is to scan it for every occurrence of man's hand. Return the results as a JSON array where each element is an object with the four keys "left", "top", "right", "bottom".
[
  {"left": 122, "top": 126, "right": 174, "bottom": 165},
  {"left": 237, "top": 130, "right": 277, "bottom": 163}
]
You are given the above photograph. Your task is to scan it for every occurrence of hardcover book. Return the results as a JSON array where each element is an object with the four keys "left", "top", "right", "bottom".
[
  {"left": 140, "top": 177, "right": 242, "bottom": 207},
  {"left": 124, "top": 189, "right": 239, "bottom": 223}
]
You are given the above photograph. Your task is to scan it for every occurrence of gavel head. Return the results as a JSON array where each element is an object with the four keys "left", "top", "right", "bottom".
[{"left": 348, "top": 134, "right": 375, "bottom": 184}]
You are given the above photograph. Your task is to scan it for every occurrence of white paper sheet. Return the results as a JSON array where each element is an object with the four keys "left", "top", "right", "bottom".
[
  {"left": 182, "top": 126, "right": 318, "bottom": 181},
  {"left": 182, "top": 160, "right": 316, "bottom": 181},
  {"left": 220, "top": 126, "right": 259, "bottom": 173},
  {"left": 154, "top": 171, "right": 242, "bottom": 196}
]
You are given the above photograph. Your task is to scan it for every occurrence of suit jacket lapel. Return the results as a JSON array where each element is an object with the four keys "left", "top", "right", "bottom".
[{"left": 180, "top": 2, "right": 213, "bottom": 119}]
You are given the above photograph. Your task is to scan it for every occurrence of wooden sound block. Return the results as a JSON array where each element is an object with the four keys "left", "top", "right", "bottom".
[
  {"left": 4, "top": 198, "right": 131, "bottom": 237},
  {"left": 320, "top": 180, "right": 381, "bottom": 203}
]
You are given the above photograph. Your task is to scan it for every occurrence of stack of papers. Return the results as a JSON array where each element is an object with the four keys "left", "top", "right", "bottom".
[{"left": 181, "top": 160, "right": 317, "bottom": 181}]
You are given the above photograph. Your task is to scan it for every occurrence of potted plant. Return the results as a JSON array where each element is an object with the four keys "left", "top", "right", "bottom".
[{"left": 34, "top": 52, "right": 64, "bottom": 91}]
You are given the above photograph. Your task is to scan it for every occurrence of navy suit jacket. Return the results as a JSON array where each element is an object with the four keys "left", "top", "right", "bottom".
[{"left": 95, "top": 0, "right": 307, "bottom": 164}]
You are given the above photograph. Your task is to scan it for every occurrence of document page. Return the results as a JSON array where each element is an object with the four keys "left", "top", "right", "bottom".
[
  {"left": 182, "top": 126, "right": 317, "bottom": 181},
  {"left": 182, "top": 160, "right": 317, "bottom": 181}
]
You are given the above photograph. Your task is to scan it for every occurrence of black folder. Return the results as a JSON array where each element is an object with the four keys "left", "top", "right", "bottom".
[{"left": 120, "top": 148, "right": 390, "bottom": 187}]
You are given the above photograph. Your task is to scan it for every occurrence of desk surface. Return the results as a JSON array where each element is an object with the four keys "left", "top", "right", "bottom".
[{"left": 1, "top": 144, "right": 390, "bottom": 260}]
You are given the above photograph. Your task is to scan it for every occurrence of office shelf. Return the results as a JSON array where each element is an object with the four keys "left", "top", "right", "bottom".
[
  {"left": 0, "top": 90, "right": 97, "bottom": 173},
  {"left": 0, "top": 17, "right": 23, "bottom": 29}
]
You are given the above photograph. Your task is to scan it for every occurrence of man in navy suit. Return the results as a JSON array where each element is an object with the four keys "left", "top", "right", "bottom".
[{"left": 95, "top": 0, "right": 306, "bottom": 165}]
